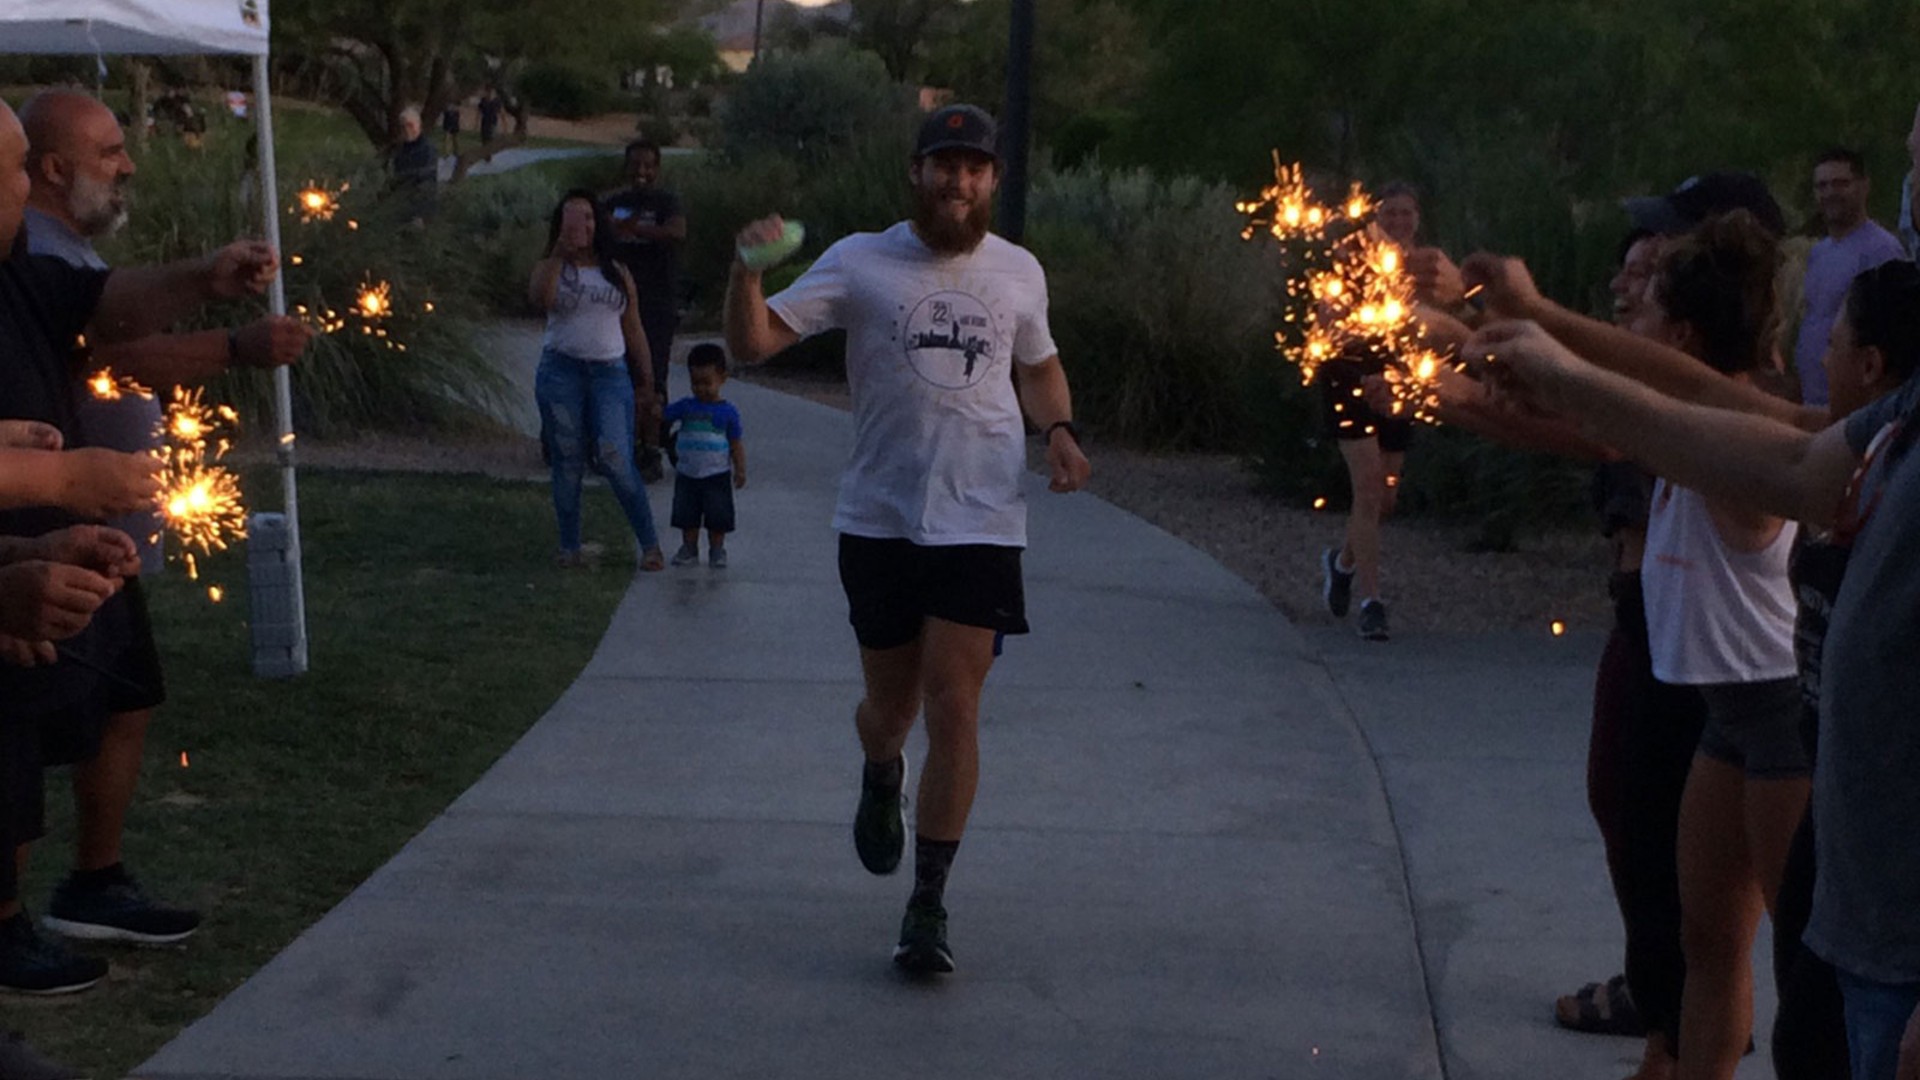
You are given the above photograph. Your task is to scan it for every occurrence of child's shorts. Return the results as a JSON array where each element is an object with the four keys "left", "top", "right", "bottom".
[{"left": 671, "top": 472, "right": 736, "bottom": 533}]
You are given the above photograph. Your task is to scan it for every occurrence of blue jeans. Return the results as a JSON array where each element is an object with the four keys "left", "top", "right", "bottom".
[
  {"left": 1837, "top": 968, "right": 1920, "bottom": 1080},
  {"left": 534, "top": 349, "right": 659, "bottom": 553}
]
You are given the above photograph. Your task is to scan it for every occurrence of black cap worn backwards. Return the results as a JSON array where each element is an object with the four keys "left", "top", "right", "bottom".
[
  {"left": 1622, "top": 172, "right": 1788, "bottom": 238},
  {"left": 915, "top": 104, "right": 999, "bottom": 161}
]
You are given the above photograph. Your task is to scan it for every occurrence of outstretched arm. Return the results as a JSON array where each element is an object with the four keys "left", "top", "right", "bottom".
[
  {"left": 1461, "top": 253, "right": 1827, "bottom": 433},
  {"left": 91, "top": 240, "right": 280, "bottom": 344},
  {"left": 1471, "top": 320, "right": 1858, "bottom": 527}
]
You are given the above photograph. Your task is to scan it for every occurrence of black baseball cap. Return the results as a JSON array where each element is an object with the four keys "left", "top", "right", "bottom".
[
  {"left": 915, "top": 104, "right": 999, "bottom": 161},
  {"left": 1622, "top": 172, "right": 1787, "bottom": 238}
]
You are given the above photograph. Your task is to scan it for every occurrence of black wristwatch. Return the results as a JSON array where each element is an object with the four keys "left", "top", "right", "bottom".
[{"left": 1043, "top": 420, "right": 1080, "bottom": 446}]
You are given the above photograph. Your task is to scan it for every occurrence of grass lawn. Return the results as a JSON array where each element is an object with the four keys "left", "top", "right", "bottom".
[{"left": 8, "top": 467, "right": 640, "bottom": 1078}]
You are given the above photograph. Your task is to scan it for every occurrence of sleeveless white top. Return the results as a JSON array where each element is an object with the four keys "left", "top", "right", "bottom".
[
  {"left": 541, "top": 263, "right": 629, "bottom": 361},
  {"left": 1642, "top": 479, "right": 1798, "bottom": 685}
]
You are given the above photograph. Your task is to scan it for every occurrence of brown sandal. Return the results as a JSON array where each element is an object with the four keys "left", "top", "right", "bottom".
[{"left": 640, "top": 547, "right": 666, "bottom": 572}]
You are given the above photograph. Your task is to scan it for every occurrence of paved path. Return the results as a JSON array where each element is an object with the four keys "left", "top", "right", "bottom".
[{"left": 136, "top": 374, "right": 1778, "bottom": 1080}]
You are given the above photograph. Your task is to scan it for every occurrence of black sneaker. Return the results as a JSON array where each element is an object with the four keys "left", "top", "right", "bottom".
[
  {"left": 0, "top": 914, "right": 107, "bottom": 995},
  {"left": 893, "top": 903, "right": 955, "bottom": 975},
  {"left": 1322, "top": 548, "right": 1354, "bottom": 618},
  {"left": 45, "top": 867, "right": 200, "bottom": 946},
  {"left": 853, "top": 754, "right": 907, "bottom": 875},
  {"left": 0, "top": 1031, "right": 85, "bottom": 1079},
  {"left": 1358, "top": 599, "right": 1390, "bottom": 642}
]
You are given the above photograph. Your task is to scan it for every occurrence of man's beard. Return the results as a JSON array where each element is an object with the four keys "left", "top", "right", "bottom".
[
  {"left": 69, "top": 173, "right": 129, "bottom": 239},
  {"left": 912, "top": 187, "right": 992, "bottom": 255}
]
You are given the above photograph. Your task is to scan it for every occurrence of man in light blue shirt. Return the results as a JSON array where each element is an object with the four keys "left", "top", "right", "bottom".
[{"left": 1794, "top": 148, "right": 1906, "bottom": 406}]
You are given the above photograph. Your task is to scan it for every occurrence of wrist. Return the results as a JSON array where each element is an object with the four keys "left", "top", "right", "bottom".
[{"left": 1043, "top": 419, "right": 1080, "bottom": 446}]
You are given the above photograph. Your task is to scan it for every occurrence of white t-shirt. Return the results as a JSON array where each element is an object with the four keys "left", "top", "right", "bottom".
[
  {"left": 541, "top": 264, "right": 629, "bottom": 362},
  {"left": 1642, "top": 479, "right": 1798, "bottom": 685},
  {"left": 767, "top": 223, "right": 1058, "bottom": 546}
]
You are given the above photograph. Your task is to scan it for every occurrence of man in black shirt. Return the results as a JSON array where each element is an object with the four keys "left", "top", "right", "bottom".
[
  {"left": 0, "top": 97, "right": 294, "bottom": 995},
  {"left": 606, "top": 140, "right": 685, "bottom": 480}
]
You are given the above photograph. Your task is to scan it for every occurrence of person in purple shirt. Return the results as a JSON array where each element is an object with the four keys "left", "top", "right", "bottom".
[{"left": 1795, "top": 148, "right": 1906, "bottom": 406}]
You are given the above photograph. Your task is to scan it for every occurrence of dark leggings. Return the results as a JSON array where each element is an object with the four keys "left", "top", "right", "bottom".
[{"left": 1589, "top": 571, "right": 1704, "bottom": 1050}]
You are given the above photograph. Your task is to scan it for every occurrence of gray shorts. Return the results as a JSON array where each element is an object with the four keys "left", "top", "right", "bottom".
[{"left": 1695, "top": 677, "right": 1809, "bottom": 779}]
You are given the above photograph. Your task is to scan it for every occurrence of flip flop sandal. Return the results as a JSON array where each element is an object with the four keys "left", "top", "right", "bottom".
[{"left": 1553, "top": 973, "right": 1648, "bottom": 1037}]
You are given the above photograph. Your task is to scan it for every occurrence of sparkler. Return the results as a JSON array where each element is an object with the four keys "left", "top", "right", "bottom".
[
  {"left": 1239, "top": 158, "right": 1463, "bottom": 422},
  {"left": 85, "top": 368, "right": 153, "bottom": 401},
  {"left": 292, "top": 182, "right": 348, "bottom": 223},
  {"left": 155, "top": 386, "right": 248, "bottom": 582}
]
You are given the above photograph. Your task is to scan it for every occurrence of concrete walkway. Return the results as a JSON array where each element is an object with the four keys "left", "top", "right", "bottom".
[{"left": 135, "top": 374, "right": 1777, "bottom": 1080}]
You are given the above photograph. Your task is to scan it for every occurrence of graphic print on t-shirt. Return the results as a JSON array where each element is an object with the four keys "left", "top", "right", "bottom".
[{"left": 903, "top": 290, "right": 997, "bottom": 389}]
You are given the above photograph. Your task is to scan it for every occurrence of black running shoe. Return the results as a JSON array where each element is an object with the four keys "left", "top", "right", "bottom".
[
  {"left": 1357, "top": 599, "right": 1390, "bottom": 642},
  {"left": 892, "top": 903, "right": 954, "bottom": 975},
  {"left": 1322, "top": 548, "right": 1354, "bottom": 618},
  {"left": 0, "top": 1031, "right": 85, "bottom": 1079},
  {"left": 853, "top": 755, "right": 907, "bottom": 875},
  {"left": 45, "top": 867, "right": 200, "bottom": 946},
  {"left": 0, "top": 915, "right": 106, "bottom": 995}
]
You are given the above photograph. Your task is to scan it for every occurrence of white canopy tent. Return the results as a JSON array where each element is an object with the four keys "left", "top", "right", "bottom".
[{"left": 0, "top": 0, "right": 308, "bottom": 675}]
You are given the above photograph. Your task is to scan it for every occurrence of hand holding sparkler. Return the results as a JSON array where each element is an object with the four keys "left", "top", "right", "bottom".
[
  {"left": 26, "top": 526, "right": 142, "bottom": 581},
  {"left": 52, "top": 448, "right": 164, "bottom": 520},
  {"left": 1459, "top": 253, "right": 1549, "bottom": 320},
  {"left": 0, "top": 559, "right": 119, "bottom": 646},
  {"left": 1407, "top": 248, "right": 1467, "bottom": 310},
  {"left": 0, "top": 420, "right": 61, "bottom": 451},
  {"left": 204, "top": 239, "right": 282, "bottom": 299},
  {"left": 229, "top": 315, "right": 316, "bottom": 369},
  {"left": 1464, "top": 319, "right": 1592, "bottom": 415}
]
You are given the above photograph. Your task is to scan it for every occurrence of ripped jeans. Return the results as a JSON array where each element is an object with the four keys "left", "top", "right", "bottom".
[{"left": 534, "top": 348, "right": 660, "bottom": 553}]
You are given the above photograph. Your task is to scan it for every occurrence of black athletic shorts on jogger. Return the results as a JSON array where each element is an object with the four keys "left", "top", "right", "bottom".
[
  {"left": 1319, "top": 352, "right": 1414, "bottom": 453},
  {"left": 837, "top": 534, "right": 1028, "bottom": 651}
]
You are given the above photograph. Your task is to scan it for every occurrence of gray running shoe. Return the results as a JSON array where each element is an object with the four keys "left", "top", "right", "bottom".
[
  {"left": 893, "top": 903, "right": 955, "bottom": 975},
  {"left": 1322, "top": 548, "right": 1354, "bottom": 618},
  {"left": 1357, "top": 599, "right": 1390, "bottom": 642},
  {"left": 670, "top": 544, "right": 699, "bottom": 567},
  {"left": 708, "top": 547, "right": 728, "bottom": 569}
]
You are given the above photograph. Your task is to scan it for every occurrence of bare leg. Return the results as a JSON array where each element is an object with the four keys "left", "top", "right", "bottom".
[
  {"left": 1380, "top": 449, "right": 1406, "bottom": 520},
  {"left": 1676, "top": 754, "right": 1764, "bottom": 1080},
  {"left": 1337, "top": 437, "right": 1386, "bottom": 600},
  {"left": 1746, "top": 776, "right": 1811, "bottom": 913},
  {"left": 913, "top": 618, "right": 997, "bottom": 842},
  {"left": 681, "top": 528, "right": 699, "bottom": 551},
  {"left": 708, "top": 528, "right": 725, "bottom": 551},
  {"left": 73, "top": 708, "right": 150, "bottom": 872},
  {"left": 856, "top": 639, "right": 923, "bottom": 767}
]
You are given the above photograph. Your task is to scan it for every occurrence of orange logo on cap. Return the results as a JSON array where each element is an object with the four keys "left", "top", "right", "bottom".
[{"left": 948, "top": 114, "right": 966, "bottom": 129}]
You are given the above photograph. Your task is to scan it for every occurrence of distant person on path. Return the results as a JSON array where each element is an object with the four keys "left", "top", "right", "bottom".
[
  {"left": 1319, "top": 180, "right": 1423, "bottom": 642},
  {"left": 607, "top": 139, "right": 686, "bottom": 483},
  {"left": 1793, "top": 149, "right": 1903, "bottom": 407},
  {"left": 388, "top": 106, "right": 438, "bottom": 224},
  {"left": 477, "top": 85, "right": 503, "bottom": 147},
  {"left": 663, "top": 344, "right": 744, "bottom": 568},
  {"left": 529, "top": 190, "right": 666, "bottom": 572},
  {"left": 724, "top": 103, "right": 1091, "bottom": 975},
  {"left": 440, "top": 99, "right": 461, "bottom": 157}
]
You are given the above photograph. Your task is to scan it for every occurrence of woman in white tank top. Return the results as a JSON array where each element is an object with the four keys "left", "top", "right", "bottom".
[
  {"left": 529, "top": 191, "right": 665, "bottom": 570},
  {"left": 1627, "top": 212, "right": 1809, "bottom": 1080}
]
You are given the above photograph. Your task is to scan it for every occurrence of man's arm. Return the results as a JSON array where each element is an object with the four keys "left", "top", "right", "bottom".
[
  {"left": 723, "top": 219, "right": 802, "bottom": 364},
  {"left": 90, "top": 240, "right": 280, "bottom": 343},
  {"left": 1472, "top": 320, "right": 1859, "bottom": 526},
  {"left": 1462, "top": 254, "right": 1827, "bottom": 433},
  {"left": 92, "top": 316, "right": 312, "bottom": 385},
  {"left": 1015, "top": 355, "right": 1091, "bottom": 493},
  {"left": 0, "top": 448, "right": 161, "bottom": 518}
]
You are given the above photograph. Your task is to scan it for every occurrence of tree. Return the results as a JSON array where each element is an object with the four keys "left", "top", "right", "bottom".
[
  {"left": 274, "top": 0, "right": 669, "bottom": 150},
  {"left": 849, "top": 0, "right": 964, "bottom": 82}
]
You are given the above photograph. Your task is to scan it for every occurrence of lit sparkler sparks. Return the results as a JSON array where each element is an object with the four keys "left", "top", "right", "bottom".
[
  {"left": 85, "top": 368, "right": 154, "bottom": 401},
  {"left": 292, "top": 182, "right": 348, "bottom": 223},
  {"left": 1239, "top": 157, "right": 1463, "bottom": 422},
  {"left": 155, "top": 386, "right": 247, "bottom": 581}
]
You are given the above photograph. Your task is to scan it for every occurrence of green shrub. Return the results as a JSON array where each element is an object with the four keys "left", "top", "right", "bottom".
[
  {"left": 717, "top": 42, "right": 917, "bottom": 165},
  {"left": 1026, "top": 163, "right": 1281, "bottom": 449},
  {"left": 516, "top": 62, "right": 618, "bottom": 121}
]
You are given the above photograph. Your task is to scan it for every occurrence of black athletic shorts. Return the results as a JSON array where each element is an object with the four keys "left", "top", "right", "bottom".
[
  {"left": 670, "top": 472, "right": 736, "bottom": 533},
  {"left": 1319, "top": 354, "right": 1415, "bottom": 453},
  {"left": 41, "top": 576, "right": 165, "bottom": 767},
  {"left": 837, "top": 534, "right": 1028, "bottom": 651}
]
